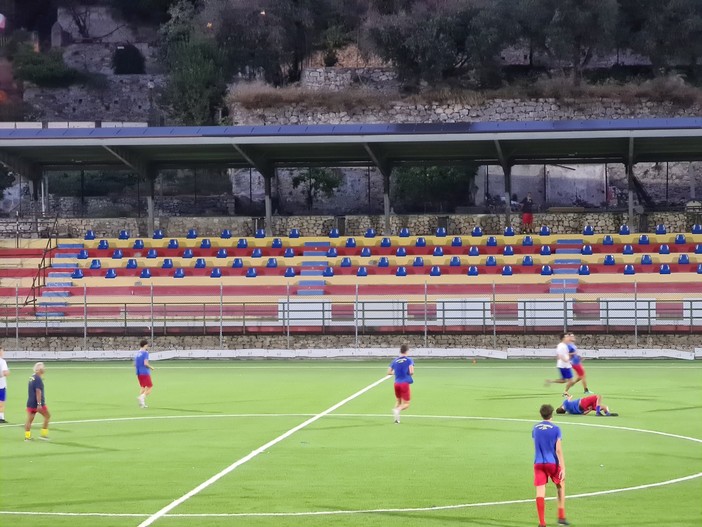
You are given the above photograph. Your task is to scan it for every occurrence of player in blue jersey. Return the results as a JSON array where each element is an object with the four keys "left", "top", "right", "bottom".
[
  {"left": 387, "top": 344, "right": 414, "bottom": 424},
  {"left": 556, "top": 394, "right": 618, "bottom": 416},
  {"left": 135, "top": 340, "right": 153, "bottom": 408},
  {"left": 566, "top": 333, "right": 591, "bottom": 394},
  {"left": 533, "top": 404, "right": 569, "bottom": 527},
  {"left": 24, "top": 362, "right": 50, "bottom": 441}
]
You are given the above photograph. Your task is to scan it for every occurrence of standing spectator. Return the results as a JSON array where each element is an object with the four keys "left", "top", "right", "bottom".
[{"left": 521, "top": 192, "right": 535, "bottom": 233}]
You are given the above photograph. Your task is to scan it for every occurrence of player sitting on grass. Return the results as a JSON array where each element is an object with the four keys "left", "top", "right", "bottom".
[{"left": 556, "top": 394, "right": 618, "bottom": 417}]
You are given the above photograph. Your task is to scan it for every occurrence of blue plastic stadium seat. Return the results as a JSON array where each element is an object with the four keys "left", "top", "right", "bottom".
[
  {"left": 467, "top": 265, "right": 479, "bottom": 276},
  {"left": 416, "top": 237, "right": 427, "bottom": 247},
  {"left": 583, "top": 225, "right": 594, "bottom": 236},
  {"left": 381, "top": 237, "right": 392, "bottom": 248},
  {"left": 168, "top": 239, "right": 179, "bottom": 249},
  {"left": 471, "top": 226, "right": 483, "bottom": 237},
  {"left": 503, "top": 245, "right": 514, "bottom": 256},
  {"left": 201, "top": 239, "right": 212, "bottom": 249},
  {"left": 112, "top": 249, "right": 123, "bottom": 259},
  {"left": 430, "top": 265, "right": 441, "bottom": 276},
  {"left": 162, "top": 258, "right": 173, "bottom": 269},
  {"left": 98, "top": 240, "right": 109, "bottom": 250},
  {"left": 486, "top": 256, "right": 497, "bottom": 266},
  {"left": 486, "top": 236, "right": 497, "bottom": 247},
  {"left": 659, "top": 244, "right": 670, "bottom": 255},
  {"left": 396, "top": 247, "right": 407, "bottom": 257},
  {"left": 255, "top": 229, "right": 266, "bottom": 239},
  {"left": 604, "top": 254, "right": 616, "bottom": 265},
  {"left": 696, "top": 244, "right": 702, "bottom": 255},
  {"left": 693, "top": 224, "right": 702, "bottom": 235},
  {"left": 378, "top": 257, "right": 390, "bottom": 267},
  {"left": 603, "top": 235, "right": 614, "bottom": 246},
  {"left": 468, "top": 246, "right": 480, "bottom": 256},
  {"left": 266, "top": 258, "right": 278, "bottom": 268},
  {"left": 345, "top": 237, "right": 356, "bottom": 248},
  {"left": 698, "top": 264, "right": 702, "bottom": 274},
  {"left": 210, "top": 268, "right": 222, "bottom": 278},
  {"left": 656, "top": 224, "right": 667, "bottom": 235},
  {"left": 237, "top": 238, "right": 248, "bottom": 249},
  {"left": 522, "top": 236, "right": 534, "bottom": 246},
  {"left": 578, "top": 264, "right": 590, "bottom": 275},
  {"left": 449, "top": 256, "right": 461, "bottom": 266},
  {"left": 660, "top": 264, "right": 671, "bottom": 274},
  {"left": 323, "top": 266, "right": 334, "bottom": 277},
  {"left": 182, "top": 249, "right": 194, "bottom": 258},
  {"left": 451, "top": 236, "right": 462, "bottom": 247},
  {"left": 289, "top": 229, "right": 301, "bottom": 238},
  {"left": 539, "top": 226, "right": 551, "bottom": 236},
  {"left": 140, "top": 269, "right": 151, "bottom": 279},
  {"left": 541, "top": 265, "right": 553, "bottom": 276},
  {"left": 327, "top": 247, "right": 338, "bottom": 258},
  {"left": 340, "top": 257, "right": 352, "bottom": 267},
  {"left": 118, "top": 230, "right": 129, "bottom": 240},
  {"left": 174, "top": 268, "right": 185, "bottom": 278},
  {"left": 152, "top": 229, "right": 164, "bottom": 240},
  {"left": 232, "top": 258, "right": 243, "bottom": 268},
  {"left": 399, "top": 228, "right": 410, "bottom": 238},
  {"left": 675, "top": 234, "right": 686, "bottom": 244},
  {"left": 84, "top": 230, "right": 96, "bottom": 240},
  {"left": 357, "top": 266, "right": 368, "bottom": 277},
  {"left": 246, "top": 268, "right": 257, "bottom": 278},
  {"left": 71, "top": 269, "right": 84, "bottom": 279},
  {"left": 365, "top": 228, "right": 376, "bottom": 238},
  {"left": 640, "top": 255, "right": 652, "bottom": 265},
  {"left": 502, "top": 265, "right": 513, "bottom": 276},
  {"left": 638, "top": 234, "right": 650, "bottom": 245},
  {"left": 623, "top": 244, "right": 634, "bottom": 255},
  {"left": 186, "top": 229, "right": 197, "bottom": 239},
  {"left": 78, "top": 249, "right": 89, "bottom": 260},
  {"left": 433, "top": 246, "right": 444, "bottom": 257},
  {"left": 251, "top": 248, "right": 263, "bottom": 258},
  {"left": 624, "top": 264, "right": 635, "bottom": 275},
  {"left": 126, "top": 259, "right": 137, "bottom": 269},
  {"left": 221, "top": 229, "right": 232, "bottom": 239},
  {"left": 540, "top": 245, "right": 551, "bottom": 256},
  {"left": 360, "top": 247, "right": 372, "bottom": 257},
  {"left": 133, "top": 239, "right": 144, "bottom": 250},
  {"left": 105, "top": 269, "right": 117, "bottom": 279},
  {"left": 435, "top": 227, "right": 447, "bottom": 237},
  {"left": 522, "top": 255, "right": 534, "bottom": 266},
  {"left": 284, "top": 267, "right": 296, "bottom": 278},
  {"left": 90, "top": 259, "right": 101, "bottom": 270},
  {"left": 284, "top": 248, "right": 295, "bottom": 258},
  {"left": 413, "top": 256, "right": 424, "bottom": 267},
  {"left": 678, "top": 254, "right": 690, "bottom": 264},
  {"left": 396, "top": 266, "right": 407, "bottom": 276},
  {"left": 272, "top": 238, "right": 283, "bottom": 249},
  {"left": 619, "top": 225, "right": 630, "bottom": 235},
  {"left": 216, "top": 248, "right": 228, "bottom": 258},
  {"left": 581, "top": 245, "right": 593, "bottom": 255},
  {"left": 147, "top": 248, "right": 158, "bottom": 259},
  {"left": 504, "top": 226, "right": 515, "bottom": 236},
  {"left": 195, "top": 258, "right": 206, "bottom": 269}
]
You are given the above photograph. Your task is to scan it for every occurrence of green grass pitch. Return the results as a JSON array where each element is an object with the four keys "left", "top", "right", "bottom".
[{"left": 1, "top": 359, "right": 701, "bottom": 527}]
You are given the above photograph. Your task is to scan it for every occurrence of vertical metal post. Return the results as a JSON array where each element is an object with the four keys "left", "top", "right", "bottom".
[
  {"left": 83, "top": 283, "right": 87, "bottom": 348},
  {"left": 219, "top": 283, "right": 224, "bottom": 349},
  {"left": 354, "top": 283, "right": 359, "bottom": 350},
  {"left": 202, "top": 303, "right": 206, "bottom": 335},
  {"left": 124, "top": 303, "right": 127, "bottom": 333},
  {"left": 492, "top": 282, "right": 497, "bottom": 349},
  {"left": 286, "top": 283, "right": 291, "bottom": 349},
  {"left": 163, "top": 304, "right": 167, "bottom": 336},
  {"left": 423, "top": 281, "right": 428, "bottom": 348},
  {"left": 563, "top": 289, "right": 567, "bottom": 333},
  {"left": 634, "top": 280, "right": 638, "bottom": 347},
  {"left": 15, "top": 285, "right": 19, "bottom": 350},
  {"left": 150, "top": 284, "right": 154, "bottom": 342}
]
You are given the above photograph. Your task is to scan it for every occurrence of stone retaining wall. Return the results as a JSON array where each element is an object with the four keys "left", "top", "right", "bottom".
[{"left": 300, "top": 67, "right": 399, "bottom": 92}]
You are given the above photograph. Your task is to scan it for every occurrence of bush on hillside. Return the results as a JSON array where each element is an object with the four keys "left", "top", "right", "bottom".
[{"left": 12, "top": 45, "right": 81, "bottom": 88}]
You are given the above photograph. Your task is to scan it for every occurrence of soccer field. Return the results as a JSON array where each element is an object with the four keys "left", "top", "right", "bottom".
[{"left": 1, "top": 359, "right": 701, "bottom": 527}]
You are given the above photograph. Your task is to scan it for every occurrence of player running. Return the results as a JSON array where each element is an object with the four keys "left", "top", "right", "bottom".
[
  {"left": 387, "top": 344, "right": 414, "bottom": 424},
  {"left": 566, "top": 333, "right": 591, "bottom": 394},
  {"left": 545, "top": 333, "right": 575, "bottom": 397},
  {"left": 533, "top": 404, "right": 569, "bottom": 527},
  {"left": 135, "top": 340, "right": 154, "bottom": 408},
  {"left": 556, "top": 394, "right": 618, "bottom": 417},
  {"left": 25, "top": 362, "right": 50, "bottom": 441}
]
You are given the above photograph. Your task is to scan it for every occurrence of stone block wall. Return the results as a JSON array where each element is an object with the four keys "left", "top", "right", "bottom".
[{"left": 300, "top": 67, "right": 399, "bottom": 92}]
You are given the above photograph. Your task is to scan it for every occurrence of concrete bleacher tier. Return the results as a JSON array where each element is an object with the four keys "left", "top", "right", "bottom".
[{"left": 2, "top": 225, "right": 702, "bottom": 320}]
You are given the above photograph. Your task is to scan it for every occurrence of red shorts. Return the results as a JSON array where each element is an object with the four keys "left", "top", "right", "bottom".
[
  {"left": 572, "top": 364, "right": 585, "bottom": 376},
  {"left": 137, "top": 374, "right": 153, "bottom": 388},
  {"left": 534, "top": 463, "right": 562, "bottom": 486},
  {"left": 26, "top": 405, "right": 48, "bottom": 414},
  {"left": 522, "top": 213, "right": 533, "bottom": 225},
  {"left": 580, "top": 395, "right": 599, "bottom": 412},
  {"left": 394, "top": 383, "right": 411, "bottom": 401}
]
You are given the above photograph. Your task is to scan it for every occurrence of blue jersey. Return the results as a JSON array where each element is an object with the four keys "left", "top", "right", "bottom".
[
  {"left": 567, "top": 343, "right": 581, "bottom": 365},
  {"left": 27, "top": 374, "right": 45, "bottom": 407},
  {"left": 562, "top": 398, "right": 583, "bottom": 414},
  {"left": 135, "top": 350, "right": 150, "bottom": 375},
  {"left": 532, "top": 421, "right": 562, "bottom": 464},
  {"left": 390, "top": 356, "right": 414, "bottom": 384}
]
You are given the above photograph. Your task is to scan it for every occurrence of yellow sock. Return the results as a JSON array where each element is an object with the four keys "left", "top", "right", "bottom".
[
  {"left": 25, "top": 431, "right": 31, "bottom": 440},
  {"left": 40, "top": 428, "right": 49, "bottom": 437}
]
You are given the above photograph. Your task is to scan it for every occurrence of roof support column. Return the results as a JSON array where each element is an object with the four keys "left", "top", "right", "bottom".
[
  {"left": 147, "top": 169, "right": 156, "bottom": 236},
  {"left": 363, "top": 144, "right": 393, "bottom": 235},
  {"left": 383, "top": 171, "right": 391, "bottom": 236},
  {"left": 626, "top": 137, "right": 635, "bottom": 230},
  {"left": 494, "top": 140, "right": 512, "bottom": 228},
  {"left": 233, "top": 145, "right": 275, "bottom": 236},
  {"left": 264, "top": 173, "right": 273, "bottom": 237}
]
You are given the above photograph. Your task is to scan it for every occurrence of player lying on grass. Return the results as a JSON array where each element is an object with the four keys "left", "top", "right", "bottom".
[{"left": 555, "top": 394, "right": 618, "bottom": 417}]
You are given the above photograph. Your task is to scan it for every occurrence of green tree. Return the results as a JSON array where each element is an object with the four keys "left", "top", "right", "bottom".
[
  {"left": 392, "top": 165, "right": 477, "bottom": 213},
  {"left": 292, "top": 168, "right": 343, "bottom": 210},
  {"left": 12, "top": 44, "right": 81, "bottom": 87}
]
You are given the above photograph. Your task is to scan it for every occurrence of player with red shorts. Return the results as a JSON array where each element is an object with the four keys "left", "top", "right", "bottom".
[
  {"left": 532, "top": 404, "right": 569, "bottom": 526},
  {"left": 556, "top": 394, "right": 618, "bottom": 416},
  {"left": 25, "top": 362, "right": 50, "bottom": 441},
  {"left": 567, "top": 333, "right": 591, "bottom": 394},
  {"left": 387, "top": 344, "right": 414, "bottom": 424},
  {"left": 134, "top": 339, "right": 154, "bottom": 408}
]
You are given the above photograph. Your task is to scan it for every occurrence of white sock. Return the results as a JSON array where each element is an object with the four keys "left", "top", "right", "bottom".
[
  {"left": 0, "top": 412, "right": 4, "bottom": 419},
  {"left": 393, "top": 408, "right": 400, "bottom": 420}
]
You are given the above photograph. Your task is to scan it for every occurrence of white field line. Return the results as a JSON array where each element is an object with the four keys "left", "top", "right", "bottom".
[
  {"left": 9, "top": 364, "right": 702, "bottom": 370},
  {"left": 135, "top": 376, "right": 390, "bottom": 527}
]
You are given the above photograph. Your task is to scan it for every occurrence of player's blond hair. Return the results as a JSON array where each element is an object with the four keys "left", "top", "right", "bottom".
[{"left": 33, "top": 362, "right": 45, "bottom": 373}]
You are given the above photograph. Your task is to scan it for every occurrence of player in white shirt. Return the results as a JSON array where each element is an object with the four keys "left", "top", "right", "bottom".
[
  {"left": 545, "top": 333, "right": 576, "bottom": 397},
  {"left": 0, "top": 346, "right": 10, "bottom": 423}
]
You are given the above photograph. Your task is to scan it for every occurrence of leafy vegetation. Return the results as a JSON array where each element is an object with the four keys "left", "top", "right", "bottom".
[
  {"left": 292, "top": 168, "right": 343, "bottom": 210},
  {"left": 392, "top": 165, "right": 478, "bottom": 213},
  {"left": 12, "top": 45, "right": 81, "bottom": 88}
]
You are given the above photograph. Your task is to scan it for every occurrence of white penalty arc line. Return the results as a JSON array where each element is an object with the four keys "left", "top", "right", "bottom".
[{"left": 136, "top": 375, "right": 391, "bottom": 527}]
